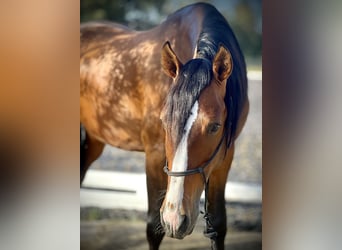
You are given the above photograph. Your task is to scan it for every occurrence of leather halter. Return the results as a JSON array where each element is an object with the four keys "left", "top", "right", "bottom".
[
  {"left": 163, "top": 129, "right": 229, "bottom": 247},
  {"left": 163, "top": 129, "right": 226, "bottom": 179},
  {"left": 163, "top": 96, "right": 233, "bottom": 178}
]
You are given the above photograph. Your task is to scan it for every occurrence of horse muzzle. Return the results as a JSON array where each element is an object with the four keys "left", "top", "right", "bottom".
[{"left": 160, "top": 205, "right": 197, "bottom": 239}]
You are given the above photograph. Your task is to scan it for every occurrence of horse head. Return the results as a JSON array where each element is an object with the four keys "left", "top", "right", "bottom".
[{"left": 159, "top": 41, "right": 233, "bottom": 239}]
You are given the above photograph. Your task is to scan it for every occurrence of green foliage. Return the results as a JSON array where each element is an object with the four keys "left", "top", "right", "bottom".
[
  {"left": 227, "top": 0, "right": 262, "bottom": 66},
  {"left": 81, "top": 0, "right": 127, "bottom": 23}
]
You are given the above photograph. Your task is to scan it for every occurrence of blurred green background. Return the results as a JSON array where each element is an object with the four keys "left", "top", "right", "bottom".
[{"left": 80, "top": 0, "right": 261, "bottom": 69}]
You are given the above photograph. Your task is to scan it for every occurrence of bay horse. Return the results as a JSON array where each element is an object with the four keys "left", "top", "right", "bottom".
[{"left": 80, "top": 3, "right": 249, "bottom": 249}]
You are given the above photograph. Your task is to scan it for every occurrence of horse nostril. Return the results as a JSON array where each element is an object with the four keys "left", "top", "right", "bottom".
[{"left": 178, "top": 215, "right": 188, "bottom": 234}]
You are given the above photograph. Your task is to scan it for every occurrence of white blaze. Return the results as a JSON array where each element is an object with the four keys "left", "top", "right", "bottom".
[{"left": 165, "top": 101, "right": 199, "bottom": 209}]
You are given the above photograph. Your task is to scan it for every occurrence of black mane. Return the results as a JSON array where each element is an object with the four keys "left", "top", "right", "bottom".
[
  {"left": 164, "top": 3, "right": 248, "bottom": 149},
  {"left": 197, "top": 3, "right": 248, "bottom": 148}
]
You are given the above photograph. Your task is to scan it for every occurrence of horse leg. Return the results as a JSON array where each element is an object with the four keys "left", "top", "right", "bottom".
[
  {"left": 207, "top": 145, "right": 235, "bottom": 250},
  {"left": 145, "top": 149, "right": 167, "bottom": 250},
  {"left": 80, "top": 125, "right": 105, "bottom": 184}
]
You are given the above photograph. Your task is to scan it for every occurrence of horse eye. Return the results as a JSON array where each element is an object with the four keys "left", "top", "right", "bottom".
[{"left": 207, "top": 123, "right": 221, "bottom": 134}]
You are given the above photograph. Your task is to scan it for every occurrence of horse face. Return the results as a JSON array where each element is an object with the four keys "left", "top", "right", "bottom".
[
  {"left": 159, "top": 42, "right": 232, "bottom": 239},
  {"left": 160, "top": 85, "right": 227, "bottom": 238}
]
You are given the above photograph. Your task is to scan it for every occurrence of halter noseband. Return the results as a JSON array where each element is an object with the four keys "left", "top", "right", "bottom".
[{"left": 163, "top": 129, "right": 226, "bottom": 179}]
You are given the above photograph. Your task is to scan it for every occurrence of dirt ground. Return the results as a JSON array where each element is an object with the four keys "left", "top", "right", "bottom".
[
  {"left": 81, "top": 220, "right": 261, "bottom": 250},
  {"left": 81, "top": 203, "right": 261, "bottom": 250}
]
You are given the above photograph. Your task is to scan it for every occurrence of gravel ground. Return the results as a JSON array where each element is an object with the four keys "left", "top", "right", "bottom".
[
  {"left": 81, "top": 203, "right": 261, "bottom": 232},
  {"left": 81, "top": 220, "right": 261, "bottom": 250},
  {"left": 81, "top": 202, "right": 261, "bottom": 250}
]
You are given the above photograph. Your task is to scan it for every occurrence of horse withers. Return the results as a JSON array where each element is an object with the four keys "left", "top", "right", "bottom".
[{"left": 80, "top": 3, "right": 249, "bottom": 249}]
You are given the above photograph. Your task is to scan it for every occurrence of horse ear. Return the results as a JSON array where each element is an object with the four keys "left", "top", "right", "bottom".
[
  {"left": 161, "top": 41, "right": 183, "bottom": 79},
  {"left": 213, "top": 45, "right": 233, "bottom": 82}
]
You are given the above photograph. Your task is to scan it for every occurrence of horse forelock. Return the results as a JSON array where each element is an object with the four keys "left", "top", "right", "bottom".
[{"left": 164, "top": 58, "right": 212, "bottom": 147}]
